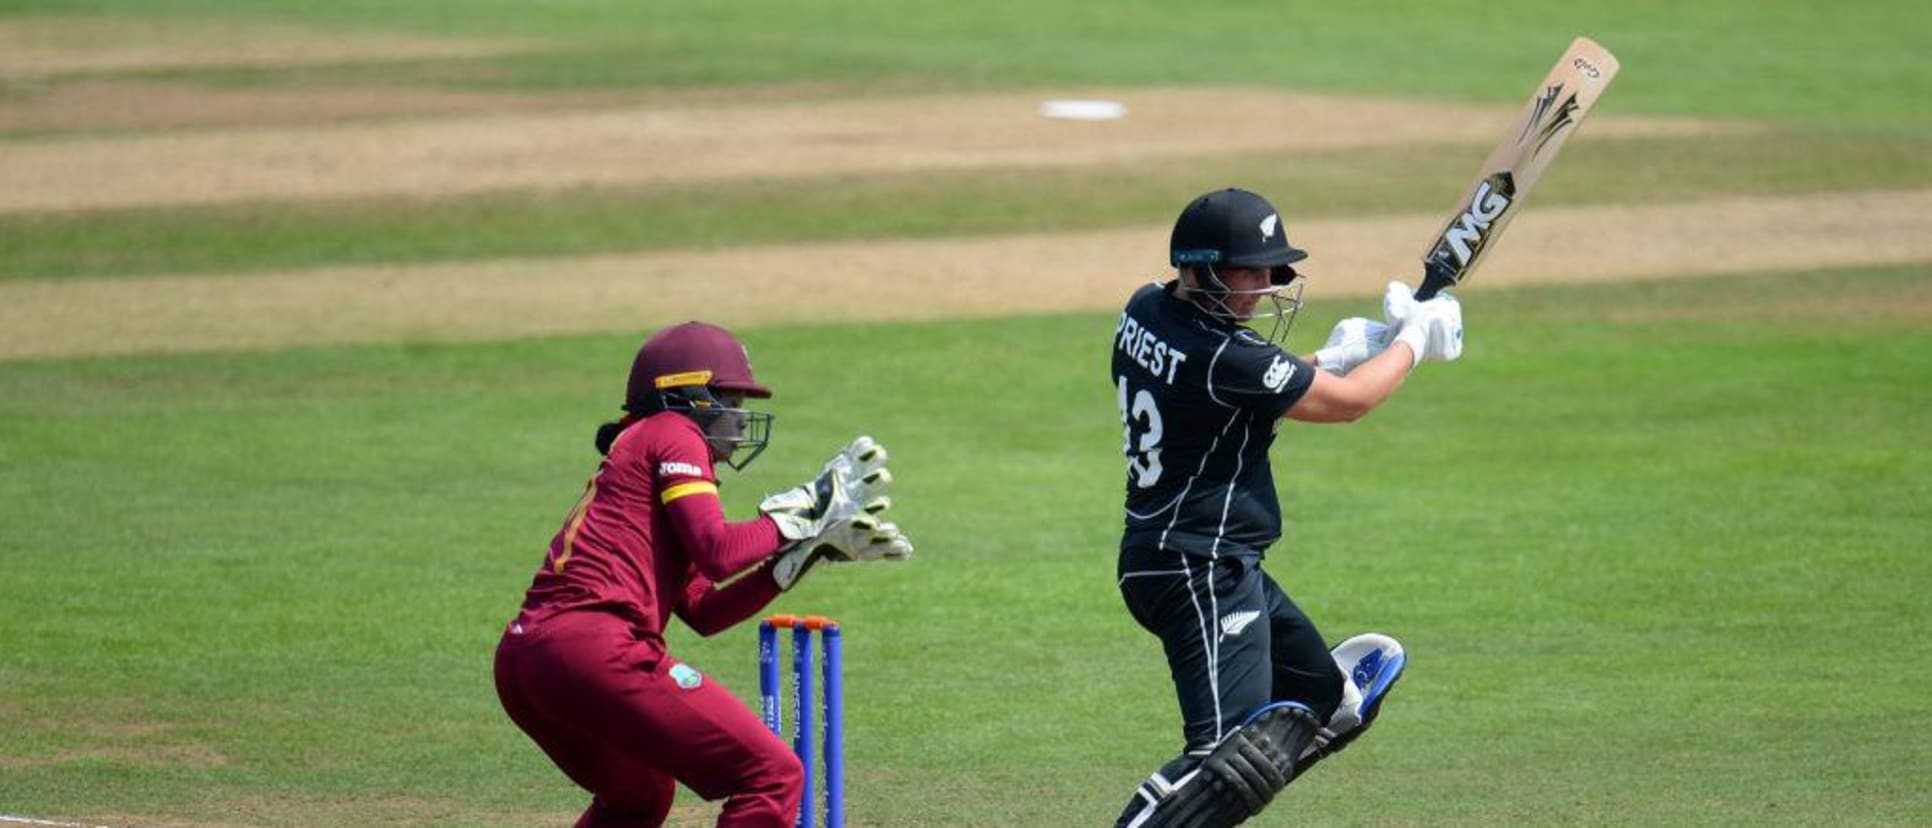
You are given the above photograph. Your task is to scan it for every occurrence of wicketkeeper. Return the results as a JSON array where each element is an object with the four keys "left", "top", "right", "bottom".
[
  {"left": 1110, "top": 189, "right": 1460, "bottom": 826},
  {"left": 494, "top": 321, "right": 912, "bottom": 828}
]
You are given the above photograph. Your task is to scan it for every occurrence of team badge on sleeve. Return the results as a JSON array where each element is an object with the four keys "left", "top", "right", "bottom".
[{"left": 669, "top": 663, "right": 704, "bottom": 690}]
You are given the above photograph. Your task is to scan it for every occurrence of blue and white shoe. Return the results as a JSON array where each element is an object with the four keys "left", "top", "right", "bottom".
[{"left": 1297, "top": 633, "right": 1406, "bottom": 768}]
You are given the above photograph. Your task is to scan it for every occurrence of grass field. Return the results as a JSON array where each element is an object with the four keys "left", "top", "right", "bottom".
[{"left": 2, "top": 1, "right": 1928, "bottom": 826}]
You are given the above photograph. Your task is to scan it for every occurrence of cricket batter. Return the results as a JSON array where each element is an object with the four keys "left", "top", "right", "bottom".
[
  {"left": 494, "top": 321, "right": 912, "bottom": 828},
  {"left": 1111, "top": 189, "right": 1463, "bottom": 827}
]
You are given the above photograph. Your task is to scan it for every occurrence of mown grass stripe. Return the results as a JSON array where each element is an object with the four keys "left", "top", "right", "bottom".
[
  {"left": 4, "top": 191, "right": 1928, "bottom": 362},
  {"left": 4, "top": 129, "right": 1926, "bottom": 283}
]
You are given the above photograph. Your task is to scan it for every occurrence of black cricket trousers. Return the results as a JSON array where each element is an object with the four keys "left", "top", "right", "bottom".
[{"left": 1118, "top": 549, "right": 1347, "bottom": 752}]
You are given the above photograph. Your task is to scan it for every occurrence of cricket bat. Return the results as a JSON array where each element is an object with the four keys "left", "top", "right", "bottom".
[{"left": 1414, "top": 37, "right": 1620, "bottom": 300}]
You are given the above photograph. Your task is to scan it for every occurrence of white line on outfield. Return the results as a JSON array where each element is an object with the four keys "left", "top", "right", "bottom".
[{"left": 0, "top": 817, "right": 116, "bottom": 828}]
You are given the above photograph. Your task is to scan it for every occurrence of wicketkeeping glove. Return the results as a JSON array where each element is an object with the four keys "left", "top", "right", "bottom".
[
  {"left": 812, "top": 513, "right": 914, "bottom": 563},
  {"left": 771, "top": 543, "right": 833, "bottom": 591},
  {"left": 1313, "top": 317, "right": 1390, "bottom": 376},
  {"left": 770, "top": 514, "right": 915, "bottom": 591},
  {"left": 759, "top": 436, "right": 893, "bottom": 542}
]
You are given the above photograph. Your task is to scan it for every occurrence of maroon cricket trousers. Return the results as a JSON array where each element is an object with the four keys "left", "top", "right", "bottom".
[{"left": 495, "top": 608, "right": 804, "bottom": 827}]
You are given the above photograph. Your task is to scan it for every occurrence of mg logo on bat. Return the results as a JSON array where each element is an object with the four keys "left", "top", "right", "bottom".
[{"left": 1437, "top": 172, "right": 1516, "bottom": 267}]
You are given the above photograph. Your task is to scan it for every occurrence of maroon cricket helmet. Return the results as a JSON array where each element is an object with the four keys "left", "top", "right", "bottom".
[{"left": 624, "top": 321, "right": 771, "bottom": 411}]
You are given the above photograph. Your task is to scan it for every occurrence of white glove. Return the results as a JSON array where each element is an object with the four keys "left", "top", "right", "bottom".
[
  {"left": 1388, "top": 286, "right": 1464, "bottom": 366},
  {"left": 760, "top": 436, "right": 892, "bottom": 542},
  {"left": 771, "top": 543, "right": 833, "bottom": 591},
  {"left": 812, "top": 513, "right": 915, "bottom": 563},
  {"left": 770, "top": 514, "right": 914, "bottom": 591},
  {"left": 1382, "top": 280, "right": 1419, "bottom": 340},
  {"left": 1313, "top": 317, "right": 1390, "bottom": 376}
]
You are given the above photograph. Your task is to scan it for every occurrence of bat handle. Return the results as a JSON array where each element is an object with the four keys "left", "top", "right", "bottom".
[{"left": 1413, "top": 259, "right": 1456, "bottom": 301}]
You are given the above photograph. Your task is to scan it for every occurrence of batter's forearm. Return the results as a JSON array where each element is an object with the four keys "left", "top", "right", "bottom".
[
  {"left": 1350, "top": 341, "right": 1415, "bottom": 406},
  {"left": 1287, "top": 343, "right": 1412, "bottom": 423}
]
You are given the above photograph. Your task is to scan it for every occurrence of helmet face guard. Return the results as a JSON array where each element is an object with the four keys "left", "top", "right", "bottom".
[
  {"left": 654, "top": 372, "right": 773, "bottom": 470},
  {"left": 1169, "top": 188, "right": 1310, "bottom": 346},
  {"left": 1175, "top": 257, "right": 1307, "bottom": 346},
  {"left": 623, "top": 321, "right": 775, "bottom": 471}
]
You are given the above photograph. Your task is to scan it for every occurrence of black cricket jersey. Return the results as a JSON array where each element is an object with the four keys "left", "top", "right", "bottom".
[{"left": 1112, "top": 281, "right": 1316, "bottom": 560}]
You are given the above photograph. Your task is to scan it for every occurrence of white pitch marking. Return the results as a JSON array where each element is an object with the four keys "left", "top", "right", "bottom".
[
  {"left": 1039, "top": 99, "right": 1126, "bottom": 120},
  {"left": 0, "top": 816, "right": 115, "bottom": 828}
]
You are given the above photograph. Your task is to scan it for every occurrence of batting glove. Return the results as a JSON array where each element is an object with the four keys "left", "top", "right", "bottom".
[
  {"left": 1313, "top": 317, "right": 1390, "bottom": 376},
  {"left": 1381, "top": 280, "right": 1419, "bottom": 339},
  {"left": 759, "top": 436, "right": 893, "bottom": 542},
  {"left": 1390, "top": 292, "right": 1464, "bottom": 365}
]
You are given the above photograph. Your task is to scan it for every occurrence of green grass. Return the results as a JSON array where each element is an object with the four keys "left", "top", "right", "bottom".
[
  {"left": 5, "top": 128, "right": 1928, "bottom": 283},
  {"left": 2, "top": 1, "right": 1929, "bottom": 824},
  {"left": 7, "top": 0, "right": 1931, "bottom": 131},
  {"left": 2, "top": 269, "right": 1927, "bottom": 825}
]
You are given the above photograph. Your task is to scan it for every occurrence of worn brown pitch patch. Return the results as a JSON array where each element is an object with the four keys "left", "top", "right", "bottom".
[
  {"left": 0, "top": 87, "right": 1742, "bottom": 214},
  {"left": 0, "top": 81, "right": 634, "bottom": 134},
  {"left": 2, "top": 190, "right": 1926, "bottom": 361},
  {"left": 0, "top": 16, "right": 540, "bottom": 76}
]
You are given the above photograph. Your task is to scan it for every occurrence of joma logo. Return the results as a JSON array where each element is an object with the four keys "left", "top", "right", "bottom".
[
  {"left": 659, "top": 461, "right": 705, "bottom": 477},
  {"left": 1441, "top": 173, "right": 1515, "bottom": 266}
]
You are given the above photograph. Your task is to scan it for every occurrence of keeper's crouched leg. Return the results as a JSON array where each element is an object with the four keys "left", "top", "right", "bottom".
[{"left": 1116, "top": 702, "right": 1322, "bottom": 828}]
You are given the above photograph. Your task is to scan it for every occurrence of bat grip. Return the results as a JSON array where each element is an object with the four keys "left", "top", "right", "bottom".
[{"left": 1413, "top": 259, "right": 1456, "bottom": 301}]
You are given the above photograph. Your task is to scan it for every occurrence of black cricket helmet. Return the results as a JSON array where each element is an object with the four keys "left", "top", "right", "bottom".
[
  {"left": 624, "top": 321, "right": 773, "bottom": 470},
  {"left": 1169, "top": 187, "right": 1309, "bottom": 343}
]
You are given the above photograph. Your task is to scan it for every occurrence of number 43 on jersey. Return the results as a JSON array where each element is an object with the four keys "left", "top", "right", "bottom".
[{"left": 1117, "top": 375, "right": 1164, "bottom": 489}]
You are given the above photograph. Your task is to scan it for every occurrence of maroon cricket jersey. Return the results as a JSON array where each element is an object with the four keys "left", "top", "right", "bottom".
[{"left": 512, "top": 411, "right": 784, "bottom": 654}]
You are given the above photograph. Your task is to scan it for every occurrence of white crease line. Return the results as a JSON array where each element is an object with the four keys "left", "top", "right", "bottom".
[{"left": 0, "top": 817, "right": 116, "bottom": 828}]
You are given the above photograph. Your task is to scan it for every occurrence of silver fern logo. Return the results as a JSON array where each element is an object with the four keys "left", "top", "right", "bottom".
[{"left": 1220, "top": 610, "right": 1261, "bottom": 639}]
